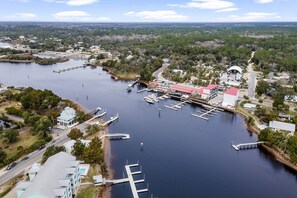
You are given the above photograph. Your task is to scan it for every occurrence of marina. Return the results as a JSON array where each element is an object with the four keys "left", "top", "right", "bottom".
[{"left": 0, "top": 60, "right": 296, "bottom": 198}]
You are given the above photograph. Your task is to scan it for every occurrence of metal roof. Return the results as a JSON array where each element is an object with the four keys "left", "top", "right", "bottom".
[
  {"left": 21, "top": 152, "right": 79, "bottom": 198},
  {"left": 269, "top": 121, "right": 295, "bottom": 132}
]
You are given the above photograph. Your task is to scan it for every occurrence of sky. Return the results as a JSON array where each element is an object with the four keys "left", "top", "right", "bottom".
[{"left": 0, "top": 0, "right": 296, "bottom": 22}]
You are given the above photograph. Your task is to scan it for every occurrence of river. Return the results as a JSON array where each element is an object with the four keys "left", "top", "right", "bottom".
[{"left": 0, "top": 60, "right": 296, "bottom": 198}]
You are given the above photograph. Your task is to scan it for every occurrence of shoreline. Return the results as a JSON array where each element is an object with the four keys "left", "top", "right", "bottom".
[
  {"left": 235, "top": 109, "right": 297, "bottom": 172},
  {"left": 68, "top": 98, "right": 113, "bottom": 198}
]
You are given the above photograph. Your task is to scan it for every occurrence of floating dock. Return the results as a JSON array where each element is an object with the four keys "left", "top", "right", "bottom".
[{"left": 191, "top": 107, "right": 219, "bottom": 121}]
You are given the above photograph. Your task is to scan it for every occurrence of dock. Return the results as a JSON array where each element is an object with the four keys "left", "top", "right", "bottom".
[
  {"left": 164, "top": 101, "right": 187, "bottom": 111},
  {"left": 232, "top": 141, "right": 265, "bottom": 151},
  {"left": 53, "top": 64, "right": 88, "bottom": 73},
  {"left": 101, "top": 113, "right": 119, "bottom": 126},
  {"left": 100, "top": 133, "right": 130, "bottom": 140},
  {"left": 95, "top": 163, "right": 148, "bottom": 198},
  {"left": 126, "top": 78, "right": 140, "bottom": 90},
  {"left": 137, "top": 88, "right": 148, "bottom": 93},
  {"left": 125, "top": 164, "right": 148, "bottom": 198},
  {"left": 191, "top": 107, "right": 219, "bottom": 121}
]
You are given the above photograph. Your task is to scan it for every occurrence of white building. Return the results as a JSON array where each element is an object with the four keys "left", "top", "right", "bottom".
[
  {"left": 201, "top": 84, "right": 219, "bottom": 100},
  {"left": 57, "top": 107, "right": 76, "bottom": 127},
  {"left": 269, "top": 121, "right": 296, "bottom": 133},
  {"left": 63, "top": 139, "right": 91, "bottom": 154},
  {"left": 243, "top": 103, "right": 257, "bottom": 110},
  {"left": 16, "top": 152, "right": 81, "bottom": 198},
  {"left": 222, "top": 87, "right": 239, "bottom": 109}
]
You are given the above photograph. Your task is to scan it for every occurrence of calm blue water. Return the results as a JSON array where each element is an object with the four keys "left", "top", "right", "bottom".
[{"left": 0, "top": 60, "right": 296, "bottom": 198}]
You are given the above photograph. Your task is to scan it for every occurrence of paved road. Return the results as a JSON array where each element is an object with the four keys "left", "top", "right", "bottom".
[
  {"left": 0, "top": 121, "right": 90, "bottom": 187},
  {"left": 152, "top": 63, "right": 169, "bottom": 81},
  {"left": 247, "top": 52, "right": 256, "bottom": 99}
]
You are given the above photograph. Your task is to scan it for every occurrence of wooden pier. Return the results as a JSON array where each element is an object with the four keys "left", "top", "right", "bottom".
[
  {"left": 232, "top": 141, "right": 265, "bottom": 151},
  {"left": 53, "top": 64, "right": 88, "bottom": 73}
]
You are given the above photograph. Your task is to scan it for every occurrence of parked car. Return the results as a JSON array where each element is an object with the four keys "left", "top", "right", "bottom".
[
  {"left": 38, "top": 145, "right": 45, "bottom": 150},
  {"left": 6, "top": 162, "right": 17, "bottom": 170}
]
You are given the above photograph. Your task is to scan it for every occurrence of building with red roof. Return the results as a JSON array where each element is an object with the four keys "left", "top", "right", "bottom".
[
  {"left": 222, "top": 87, "right": 239, "bottom": 109},
  {"left": 201, "top": 84, "right": 219, "bottom": 100}
]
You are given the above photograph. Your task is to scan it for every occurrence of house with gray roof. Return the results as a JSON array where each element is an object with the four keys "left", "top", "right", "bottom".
[
  {"left": 269, "top": 121, "right": 296, "bottom": 133},
  {"left": 16, "top": 152, "right": 81, "bottom": 198},
  {"left": 57, "top": 107, "right": 76, "bottom": 128}
]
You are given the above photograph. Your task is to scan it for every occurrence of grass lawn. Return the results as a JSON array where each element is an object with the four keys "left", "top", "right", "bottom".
[
  {"left": 114, "top": 72, "right": 137, "bottom": 80},
  {"left": 76, "top": 186, "right": 95, "bottom": 198},
  {"left": 0, "top": 130, "right": 38, "bottom": 158}
]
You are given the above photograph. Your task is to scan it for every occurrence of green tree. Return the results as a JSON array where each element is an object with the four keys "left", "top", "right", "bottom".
[
  {"left": 273, "top": 97, "right": 284, "bottom": 109},
  {"left": 256, "top": 80, "right": 270, "bottom": 96},
  {"left": 0, "top": 148, "right": 7, "bottom": 164},
  {"left": 2, "top": 129, "right": 19, "bottom": 143},
  {"left": 42, "top": 145, "right": 65, "bottom": 164},
  {"left": 83, "top": 137, "right": 103, "bottom": 164},
  {"left": 72, "top": 140, "right": 85, "bottom": 157},
  {"left": 67, "top": 128, "right": 83, "bottom": 140},
  {"left": 32, "top": 116, "right": 52, "bottom": 138}
]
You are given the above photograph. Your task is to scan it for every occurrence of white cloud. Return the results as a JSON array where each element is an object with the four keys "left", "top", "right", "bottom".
[
  {"left": 44, "top": 0, "right": 98, "bottom": 6},
  {"left": 255, "top": 0, "right": 273, "bottom": 3},
  {"left": 53, "top": 11, "right": 110, "bottom": 21},
  {"left": 11, "top": 0, "right": 30, "bottom": 2},
  {"left": 1, "top": 13, "right": 37, "bottom": 21},
  {"left": 124, "top": 10, "right": 188, "bottom": 21},
  {"left": 219, "top": 12, "right": 281, "bottom": 22},
  {"left": 168, "top": 0, "right": 237, "bottom": 11},
  {"left": 216, "top": 7, "right": 239, "bottom": 12}
]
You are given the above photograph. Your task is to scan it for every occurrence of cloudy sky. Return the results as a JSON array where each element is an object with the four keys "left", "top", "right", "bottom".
[{"left": 0, "top": 0, "right": 296, "bottom": 22}]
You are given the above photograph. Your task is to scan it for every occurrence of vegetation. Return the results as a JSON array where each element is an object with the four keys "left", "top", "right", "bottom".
[
  {"left": 259, "top": 128, "right": 297, "bottom": 164},
  {"left": 68, "top": 128, "right": 83, "bottom": 140},
  {"left": 0, "top": 53, "right": 68, "bottom": 65},
  {"left": 42, "top": 145, "right": 65, "bottom": 163}
]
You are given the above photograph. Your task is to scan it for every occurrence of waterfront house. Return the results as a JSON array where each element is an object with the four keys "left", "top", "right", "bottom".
[
  {"left": 16, "top": 152, "right": 81, "bottom": 198},
  {"left": 57, "top": 107, "right": 76, "bottom": 128},
  {"left": 222, "top": 87, "right": 239, "bottom": 109},
  {"left": 269, "top": 121, "right": 296, "bottom": 133}
]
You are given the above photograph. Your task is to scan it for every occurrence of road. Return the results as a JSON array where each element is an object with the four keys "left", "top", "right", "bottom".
[
  {"left": 152, "top": 62, "right": 169, "bottom": 81},
  {"left": 0, "top": 121, "right": 90, "bottom": 187},
  {"left": 247, "top": 52, "right": 256, "bottom": 99}
]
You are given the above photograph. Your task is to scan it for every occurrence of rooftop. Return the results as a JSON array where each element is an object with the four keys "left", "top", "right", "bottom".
[
  {"left": 57, "top": 107, "right": 76, "bottom": 121},
  {"left": 20, "top": 152, "right": 79, "bottom": 198},
  {"left": 269, "top": 121, "right": 296, "bottom": 133},
  {"left": 205, "top": 84, "right": 218, "bottom": 90},
  {"left": 224, "top": 87, "right": 239, "bottom": 96}
]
